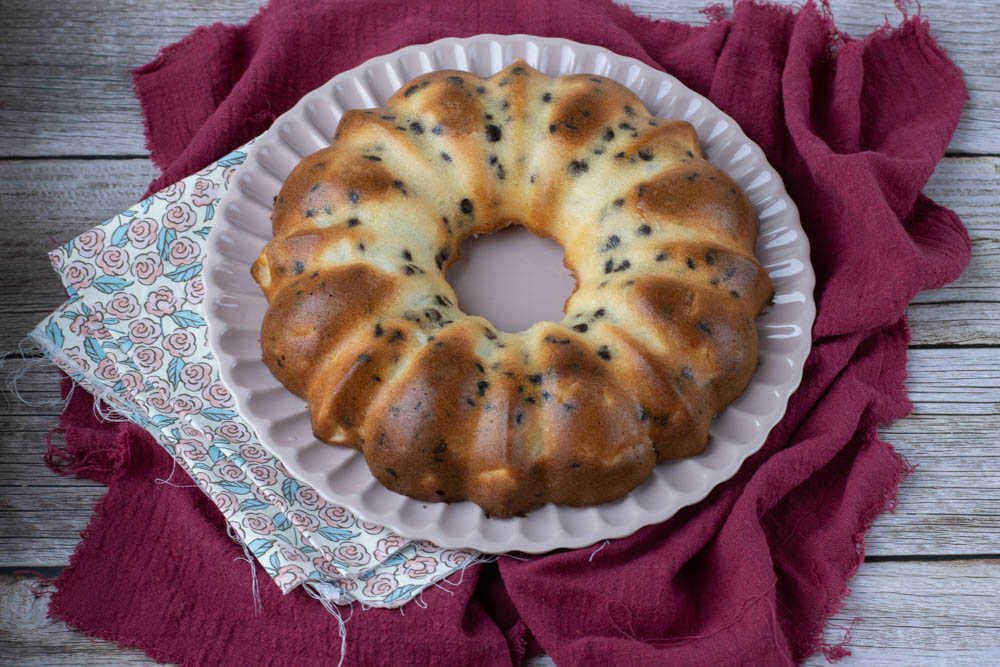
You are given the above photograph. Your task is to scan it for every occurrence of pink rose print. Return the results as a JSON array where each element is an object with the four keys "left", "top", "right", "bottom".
[
  {"left": 175, "top": 439, "right": 208, "bottom": 462},
  {"left": 118, "top": 370, "right": 144, "bottom": 396},
  {"left": 333, "top": 543, "right": 371, "bottom": 568},
  {"left": 251, "top": 485, "right": 288, "bottom": 513},
  {"left": 274, "top": 564, "right": 307, "bottom": 590},
  {"left": 171, "top": 394, "right": 204, "bottom": 415},
  {"left": 287, "top": 510, "right": 320, "bottom": 532},
  {"left": 133, "top": 346, "right": 164, "bottom": 373},
  {"left": 162, "top": 202, "right": 196, "bottom": 231},
  {"left": 203, "top": 381, "right": 232, "bottom": 408},
  {"left": 69, "top": 303, "right": 110, "bottom": 339},
  {"left": 362, "top": 573, "right": 398, "bottom": 598},
  {"left": 319, "top": 505, "right": 355, "bottom": 529},
  {"left": 212, "top": 491, "right": 239, "bottom": 516},
  {"left": 440, "top": 549, "right": 474, "bottom": 569},
  {"left": 191, "top": 178, "right": 220, "bottom": 206},
  {"left": 243, "top": 512, "right": 276, "bottom": 535},
  {"left": 275, "top": 461, "right": 291, "bottom": 477},
  {"left": 179, "top": 361, "right": 212, "bottom": 391},
  {"left": 96, "top": 246, "right": 129, "bottom": 276},
  {"left": 402, "top": 556, "right": 438, "bottom": 579},
  {"left": 94, "top": 357, "right": 119, "bottom": 382},
  {"left": 146, "top": 377, "right": 171, "bottom": 411},
  {"left": 295, "top": 486, "right": 326, "bottom": 511},
  {"left": 65, "top": 261, "right": 96, "bottom": 290},
  {"left": 167, "top": 237, "right": 199, "bottom": 266},
  {"left": 132, "top": 251, "right": 163, "bottom": 285},
  {"left": 127, "top": 218, "right": 158, "bottom": 249},
  {"left": 185, "top": 277, "right": 204, "bottom": 305},
  {"left": 157, "top": 181, "right": 186, "bottom": 203},
  {"left": 191, "top": 470, "right": 213, "bottom": 490},
  {"left": 50, "top": 248, "right": 66, "bottom": 270},
  {"left": 212, "top": 460, "right": 246, "bottom": 482},
  {"left": 74, "top": 229, "right": 105, "bottom": 258},
  {"left": 359, "top": 521, "right": 384, "bottom": 535},
  {"left": 128, "top": 317, "right": 162, "bottom": 344},
  {"left": 278, "top": 543, "right": 310, "bottom": 563},
  {"left": 375, "top": 535, "right": 408, "bottom": 561},
  {"left": 223, "top": 165, "right": 239, "bottom": 188},
  {"left": 163, "top": 330, "right": 196, "bottom": 358},
  {"left": 337, "top": 579, "right": 358, "bottom": 593},
  {"left": 144, "top": 287, "right": 177, "bottom": 317},
  {"left": 247, "top": 464, "right": 277, "bottom": 486},
  {"left": 215, "top": 422, "right": 251, "bottom": 443},
  {"left": 312, "top": 552, "right": 343, "bottom": 579},
  {"left": 238, "top": 443, "right": 269, "bottom": 462},
  {"left": 107, "top": 293, "right": 140, "bottom": 319}
]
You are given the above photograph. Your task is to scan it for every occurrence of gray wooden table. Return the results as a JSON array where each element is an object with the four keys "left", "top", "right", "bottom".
[{"left": 1, "top": 1, "right": 998, "bottom": 664}]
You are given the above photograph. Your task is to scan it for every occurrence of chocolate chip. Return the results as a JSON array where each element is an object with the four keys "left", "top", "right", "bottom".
[
  {"left": 681, "top": 367, "right": 693, "bottom": 380},
  {"left": 435, "top": 489, "right": 445, "bottom": 496},
  {"left": 613, "top": 197, "right": 625, "bottom": 207},
  {"left": 363, "top": 155, "right": 382, "bottom": 161},
  {"left": 385, "top": 467, "right": 399, "bottom": 478},
  {"left": 374, "top": 323, "right": 384, "bottom": 337},
  {"left": 594, "top": 308, "right": 606, "bottom": 318},
  {"left": 304, "top": 209, "right": 315, "bottom": 218},
  {"left": 603, "top": 127, "right": 615, "bottom": 142},
  {"left": 348, "top": 190, "right": 359, "bottom": 204},
  {"left": 549, "top": 123, "right": 558, "bottom": 134},
  {"left": 460, "top": 198, "right": 474, "bottom": 215},
  {"left": 638, "top": 149, "right": 653, "bottom": 161},
  {"left": 613, "top": 151, "right": 625, "bottom": 159},
  {"left": 527, "top": 374, "right": 543, "bottom": 385},
  {"left": 602, "top": 235, "right": 621, "bottom": 251},
  {"left": 687, "top": 257, "right": 696, "bottom": 269},
  {"left": 477, "top": 380, "right": 490, "bottom": 396},
  {"left": 604, "top": 259, "right": 614, "bottom": 274},
  {"left": 292, "top": 261, "right": 304, "bottom": 275},
  {"left": 410, "top": 121, "right": 425, "bottom": 134},
  {"left": 485, "top": 124, "right": 502, "bottom": 142},
  {"left": 393, "top": 180, "right": 408, "bottom": 195},
  {"left": 404, "top": 85, "right": 419, "bottom": 97},
  {"left": 434, "top": 439, "right": 447, "bottom": 454},
  {"left": 483, "top": 328, "right": 497, "bottom": 340},
  {"left": 476, "top": 86, "right": 485, "bottom": 94},
  {"left": 730, "top": 290, "right": 740, "bottom": 297},
  {"left": 432, "top": 125, "right": 444, "bottom": 135},
  {"left": 637, "top": 224, "right": 651, "bottom": 236},
  {"left": 618, "top": 122, "right": 636, "bottom": 131},
  {"left": 655, "top": 251, "right": 667, "bottom": 262},
  {"left": 568, "top": 160, "right": 589, "bottom": 175},
  {"left": 686, "top": 150, "right": 695, "bottom": 158},
  {"left": 597, "top": 346, "right": 612, "bottom": 361},
  {"left": 688, "top": 173, "right": 698, "bottom": 182},
  {"left": 447, "top": 75, "right": 464, "bottom": 85},
  {"left": 402, "top": 249, "right": 412, "bottom": 261},
  {"left": 698, "top": 321, "right": 712, "bottom": 335},
  {"left": 441, "top": 151, "right": 452, "bottom": 162},
  {"left": 624, "top": 104, "right": 635, "bottom": 116},
  {"left": 613, "top": 260, "right": 631, "bottom": 272},
  {"left": 465, "top": 397, "right": 476, "bottom": 407},
  {"left": 514, "top": 411, "right": 524, "bottom": 425},
  {"left": 347, "top": 217, "right": 360, "bottom": 227},
  {"left": 542, "top": 92, "right": 552, "bottom": 102},
  {"left": 435, "top": 247, "right": 450, "bottom": 269},
  {"left": 572, "top": 323, "right": 588, "bottom": 332},
  {"left": 310, "top": 184, "right": 321, "bottom": 191},
  {"left": 424, "top": 308, "right": 442, "bottom": 322},
  {"left": 512, "top": 66, "right": 526, "bottom": 74}
]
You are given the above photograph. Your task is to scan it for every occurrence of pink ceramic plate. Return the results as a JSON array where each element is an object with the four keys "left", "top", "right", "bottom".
[{"left": 204, "top": 34, "right": 815, "bottom": 553}]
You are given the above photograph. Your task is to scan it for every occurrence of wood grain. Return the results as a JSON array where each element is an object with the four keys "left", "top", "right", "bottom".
[
  {"left": 1, "top": 347, "right": 996, "bottom": 566},
  {"left": 5, "top": 559, "right": 999, "bottom": 665},
  {"left": 0, "top": 0, "right": 996, "bottom": 158},
  {"left": 0, "top": 159, "right": 158, "bottom": 351},
  {"left": 0, "top": 154, "right": 994, "bottom": 351}
]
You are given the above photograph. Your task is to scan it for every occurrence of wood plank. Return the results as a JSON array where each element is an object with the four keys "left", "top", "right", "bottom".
[
  {"left": 0, "top": 0, "right": 996, "bottom": 157},
  {"left": 4, "top": 560, "right": 999, "bottom": 665},
  {"left": 0, "top": 154, "right": 994, "bottom": 351},
  {"left": 803, "top": 560, "right": 1000, "bottom": 666},
  {"left": 0, "top": 158, "right": 157, "bottom": 351},
  {"left": 0, "top": 348, "right": 996, "bottom": 565}
]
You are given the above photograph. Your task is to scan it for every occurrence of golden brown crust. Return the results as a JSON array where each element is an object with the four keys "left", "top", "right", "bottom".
[{"left": 252, "top": 60, "right": 774, "bottom": 518}]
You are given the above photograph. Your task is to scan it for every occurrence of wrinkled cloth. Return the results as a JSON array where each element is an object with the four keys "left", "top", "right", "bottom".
[{"left": 46, "top": 0, "right": 969, "bottom": 665}]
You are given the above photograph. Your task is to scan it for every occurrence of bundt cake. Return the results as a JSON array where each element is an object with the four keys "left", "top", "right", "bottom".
[{"left": 251, "top": 60, "right": 773, "bottom": 518}]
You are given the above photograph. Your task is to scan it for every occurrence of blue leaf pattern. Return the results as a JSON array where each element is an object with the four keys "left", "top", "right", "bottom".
[{"left": 26, "top": 136, "right": 462, "bottom": 607}]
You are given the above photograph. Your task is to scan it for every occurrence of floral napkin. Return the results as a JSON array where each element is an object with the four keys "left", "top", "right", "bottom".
[{"left": 31, "top": 141, "right": 478, "bottom": 608}]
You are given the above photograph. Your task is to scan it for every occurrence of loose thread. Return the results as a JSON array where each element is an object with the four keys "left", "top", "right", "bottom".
[
  {"left": 302, "top": 582, "right": 350, "bottom": 667},
  {"left": 154, "top": 455, "right": 198, "bottom": 488},
  {"left": 226, "top": 524, "right": 263, "bottom": 616},
  {"left": 588, "top": 540, "right": 609, "bottom": 562}
]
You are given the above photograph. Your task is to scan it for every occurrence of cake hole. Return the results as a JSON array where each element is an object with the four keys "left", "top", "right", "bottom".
[{"left": 447, "top": 225, "right": 575, "bottom": 333}]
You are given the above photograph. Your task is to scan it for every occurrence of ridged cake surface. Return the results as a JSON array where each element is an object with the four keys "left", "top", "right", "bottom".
[{"left": 251, "top": 60, "right": 773, "bottom": 518}]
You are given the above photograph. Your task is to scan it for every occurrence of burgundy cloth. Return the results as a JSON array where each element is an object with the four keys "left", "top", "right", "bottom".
[{"left": 46, "top": 1, "right": 969, "bottom": 665}]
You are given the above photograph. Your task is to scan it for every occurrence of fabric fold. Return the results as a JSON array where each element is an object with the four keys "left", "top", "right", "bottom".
[{"left": 42, "top": 1, "right": 969, "bottom": 665}]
